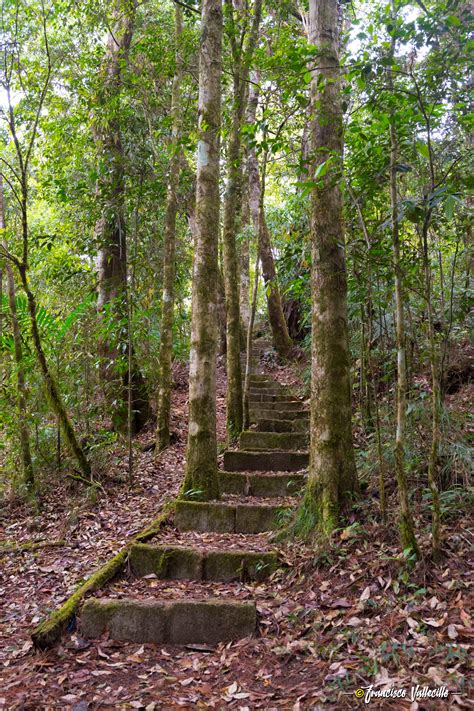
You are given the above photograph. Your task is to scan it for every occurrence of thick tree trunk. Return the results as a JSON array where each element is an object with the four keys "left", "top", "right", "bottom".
[
  {"left": 182, "top": 0, "right": 222, "bottom": 501},
  {"left": 387, "top": 32, "right": 419, "bottom": 556},
  {"left": 0, "top": 179, "right": 34, "bottom": 491},
  {"left": 246, "top": 81, "right": 292, "bottom": 359},
  {"left": 301, "top": 0, "right": 358, "bottom": 535},
  {"left": 156, "top": 6, "right": 184, "bottom": 452},
  {"left": 94, "top": 0, "right": 150, "bottom": 434}
]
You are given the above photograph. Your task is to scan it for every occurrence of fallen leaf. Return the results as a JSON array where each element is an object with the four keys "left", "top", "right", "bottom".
[{"left": 448, "top": 624, "right": 458, "bottom": 639}]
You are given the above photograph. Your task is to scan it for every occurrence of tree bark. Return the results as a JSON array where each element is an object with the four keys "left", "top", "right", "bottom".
[
  {"left": 246, "top": 80, "right": 292, "bottom": 359},
  {"left": 93, "top": 0, "right": 150, "bottom": 434},
  {"left": 182, "top": 0, "right": 222, "bottom": 501},
  {"left": 0, "top": 177, "right": 34, "bottom": 491},
  {"left": 239, "top": 169, "right": 251, "bottom": 334},
  {"left": 301, "top": 0, "right": 358, "bottom": 535},
  {"left": 222, "top": 69, "right": 245, "bottom": 438},
  {"left": 156, "top": 6, "right": 184, "bottom": 452}
]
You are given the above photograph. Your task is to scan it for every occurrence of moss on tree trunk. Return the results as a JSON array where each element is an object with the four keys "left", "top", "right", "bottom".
[
  {"left": 182, "top": 0, "right": 222, "bottom": 501},
  {"left": 301, "top": 0, "right": 358, "bottom": 535}
]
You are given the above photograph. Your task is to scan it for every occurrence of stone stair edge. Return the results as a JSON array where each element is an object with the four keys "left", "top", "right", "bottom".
[{"left": 80, "top": 597, "right": 257, "bottom": 646}]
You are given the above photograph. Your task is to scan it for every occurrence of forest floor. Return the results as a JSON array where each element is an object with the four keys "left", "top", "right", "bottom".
[{"left": 0, "top": 356, "right": 472, "bottom": 710}]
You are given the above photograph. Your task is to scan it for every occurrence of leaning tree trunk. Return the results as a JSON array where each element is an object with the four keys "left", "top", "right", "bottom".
[
  {"left": 18, "top": 267, "right": 92, "bottom": 480},
  {"left": 182, "top": 0, "right": 222, "bottom": 501},
  {"left": 387, "top": 29, "right": 419, "bottom": 556},
  {"left": 0, "top": 178, "right": 34, "bottom": 491},
  {"left": 246, "top": 80, "right": 292, "bottom": 359},
  {"left": 93, "top": 0, "right": 150, "bottom": 434},
  {"left": 300, "top": 0, "right": 358, "bottom": 535},
  {"left": 156, "top": 6, "right": 184, "bottom": 452}
]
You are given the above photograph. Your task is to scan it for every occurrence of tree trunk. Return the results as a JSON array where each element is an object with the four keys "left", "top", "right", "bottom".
[
  {"left": 243, "top": 232, "right": 260, "bottom": 430},
  {"left": 182, "top": 0, "right": 222, "bottom": 501},
  {"left": 222, "top": 71, "right": 245, "bottom": 439},
  {"left": 222, "top": 0, "right": 262, "bottom": 439},
  {"left": 0, "top": 178, "right": 34, "bottom": 491},
  {"left": 387, "top": 29, "right": 419, "bottom": 555},
  {"left": 239, "top": 169, "right": 251, "bottom": 334},
  {"left": 156, "top": 6, "right": 184, "bottom": 452},
  {"left": 301, "top": 0, "right": 358, "bottom": 535},
  {"left": 93, "top": 0, "right": 150, "bottom": 434},
  {"left": 421, "top": 217, "right": 442, "bottom": 559},
  {"left": 246, "top": 80, "right": 292, "bottom": 359}
]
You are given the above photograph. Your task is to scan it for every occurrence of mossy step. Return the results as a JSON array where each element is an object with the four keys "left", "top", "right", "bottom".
[
  {"left": 81, "top": 598, "right": 256, "bottom": 646},
  {"left": 129, "top": 543, "right": 278, "bottom": 582},
  {"left": 248, "top": 393, "right": 298, "bottom": 404},
  {"left": 256, "top": 418, "right": 309, "bottom": 433},
  {"left": 248, "top": 380, "right": 282, "bottom": 390},
  {"left": 223, "top": 449, "right": 309, "bottom": 472},
  {"left": 240, "top": 431, "right": 308, "bottom": 451},
  {"left": 175, "top": 500, "right": 290, "bottom": 533},
  {"left": 248, "top": 387, "right": 286, "bottom": 396},
  {"left": 250, "top": 407, "right": 309, "bottom": 422},
  {"left": 249, "top": 375, "right": 274, "bottom": 383},
  {"left": 252, "top": 400, "right": 303, "bottom": 411},
  {"left": 219, "top": 470, "right": 305, "bottom": 497}
]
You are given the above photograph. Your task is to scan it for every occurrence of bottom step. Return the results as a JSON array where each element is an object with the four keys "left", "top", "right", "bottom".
[{"left": 81, "top": 598, "right": 256, "bottom": 646}]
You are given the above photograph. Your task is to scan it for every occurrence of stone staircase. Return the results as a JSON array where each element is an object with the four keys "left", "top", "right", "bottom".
[{"left": 79, "top": 338, "right": 309, "bottom": 647}]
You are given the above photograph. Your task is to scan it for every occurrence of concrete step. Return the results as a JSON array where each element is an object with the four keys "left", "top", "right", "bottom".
[
  {"left": 248, "top": 392, "right": 298, "bottom": 403},
  {"left": 248, "top": 380, "right": 282, "bottom": 390},
  {"left": 249, "top": 375, "right": 274, "bottom": 383},
  {"left": 249, "top": 407, "right": 309, "bottom": 422},
  {"left": 175, "top": 500, "right": 290, "bottom": 533},
  {"left": 256, "top": 418, "right": 309, "bottom": 433},
  {"left": 248, "top": 386, "right": 285, "bottom": 396},
  {"left": 219, "top": 470, "right": 305, "bottom": 497},
  {"left": 129, "top": 543, "right": 278, "bottom": 582},
  {"left": 223, "top": 449, "right": 309, "bottom": 472},
  {"left": 249, "top": 399, "right": 303, "bottom": 411},
  {"left": 81, "top": 598, "right": 256, "bottom": 646},
  {"left": 240, "top": 430, "right": 308, "bottom": 451}
]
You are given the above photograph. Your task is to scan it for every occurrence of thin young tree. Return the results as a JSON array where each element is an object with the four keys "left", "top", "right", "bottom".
[
  {"left": 246, "top": 78, "right": 292, "bottom": 359},
  {"left": 156, "top": 4, "right": 184, "bottom": 452},
  {"left": 299, "top": 0, "right": 358, "bottom": 534},
  {"left": 387, "top": 22, "right": 419, "bottom": 556},
  {"left": 0, "top": 7, "right": 91, "bottom": 481},
  {"left": 181, "top": 0, "right": 222, "bottom": 500},
  {"left": 0, "top": 176, "right": 34, "bottom": 492},
  {"left": 222, "top": 0, "right": 262, "bottom": 440}
]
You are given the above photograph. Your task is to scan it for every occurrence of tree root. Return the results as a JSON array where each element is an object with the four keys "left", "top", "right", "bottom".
[
  {"left": 31, "top": 501, "right": 175, "bottom": 650},
  {"left": 0, "top": 539, "right": 67, "bottom": 554}
]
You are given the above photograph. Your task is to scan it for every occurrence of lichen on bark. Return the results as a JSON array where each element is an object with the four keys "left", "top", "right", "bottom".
[{"left": 297, "top": 0, "right": 358, "bottom": 536}]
